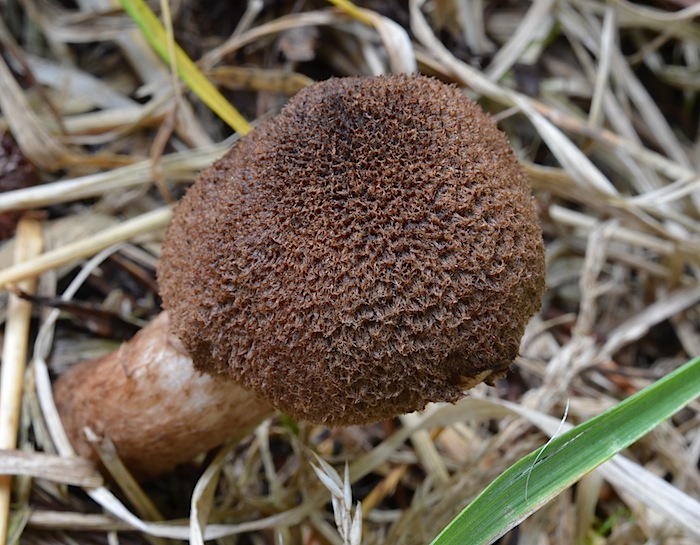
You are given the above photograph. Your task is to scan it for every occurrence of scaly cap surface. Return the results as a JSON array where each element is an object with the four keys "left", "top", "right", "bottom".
[{"left": 158, "top": 74, "right": 545, "bottom": 425}]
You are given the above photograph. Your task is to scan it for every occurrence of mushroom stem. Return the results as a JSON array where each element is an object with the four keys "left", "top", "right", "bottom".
[{"left": 53, "top": 311, "right": 274, "bottom": 478}]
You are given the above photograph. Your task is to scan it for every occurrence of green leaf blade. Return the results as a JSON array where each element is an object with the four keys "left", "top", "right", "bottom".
[{"left": 431, "top": 355, "right": 700, "bottom": 545}]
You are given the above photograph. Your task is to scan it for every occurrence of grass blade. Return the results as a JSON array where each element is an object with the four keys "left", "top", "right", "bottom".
[
  {"left": 118, "top": 0, "right": 252, "bottom": 135},
  {"left": 431, "top": 355, "right": 700, "bottom": 545}
]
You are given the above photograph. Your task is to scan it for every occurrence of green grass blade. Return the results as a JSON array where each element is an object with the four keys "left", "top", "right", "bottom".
[
  {"left": 118, "top": 0, "right": 252, "bottom": 135},
  {"left": 431, "top": 355, "right": 700, "bottom": 545}
]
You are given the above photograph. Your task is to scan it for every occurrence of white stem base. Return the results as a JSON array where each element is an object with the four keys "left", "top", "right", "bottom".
[{"left": 54, "top": 312, "right": 274, "bottom": 478}]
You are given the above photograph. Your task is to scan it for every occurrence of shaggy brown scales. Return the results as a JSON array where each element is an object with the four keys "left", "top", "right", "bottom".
[{"left": 159, "top": 74, "right": 546, "bottom": 426}]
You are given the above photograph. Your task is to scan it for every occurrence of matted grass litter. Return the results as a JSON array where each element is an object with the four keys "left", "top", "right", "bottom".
[{"left": 1, "top": 1, "right": 700, "bottom": 544}]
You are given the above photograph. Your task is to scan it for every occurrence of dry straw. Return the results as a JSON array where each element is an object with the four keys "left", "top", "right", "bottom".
[
  {"left": 1, "top": 0, "right": 699, "bottom": 544},
  {"left": 0, "top": 218, "right": 43, "bottom": 545}
]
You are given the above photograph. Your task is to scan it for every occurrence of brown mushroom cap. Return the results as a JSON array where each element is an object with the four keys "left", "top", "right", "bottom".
[{"left": 158, "top": 74, "right": 545, "bottom": 426}]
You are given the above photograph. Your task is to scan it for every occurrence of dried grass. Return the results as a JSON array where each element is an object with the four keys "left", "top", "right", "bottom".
[{"left": 1, "top": 0, "right": 699, "bottom": 544}]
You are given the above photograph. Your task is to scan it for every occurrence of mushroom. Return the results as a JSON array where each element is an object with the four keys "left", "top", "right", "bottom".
[{"left": 54, "top": 74, "right": 546, "bottom": 478}]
